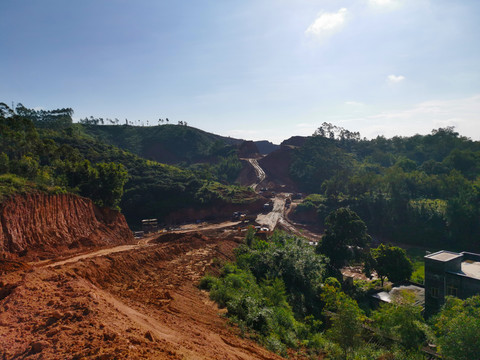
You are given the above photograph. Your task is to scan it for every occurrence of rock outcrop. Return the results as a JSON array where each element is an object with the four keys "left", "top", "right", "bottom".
[{"left": 0, "top": 193, "right": 133, "bottom": 259}]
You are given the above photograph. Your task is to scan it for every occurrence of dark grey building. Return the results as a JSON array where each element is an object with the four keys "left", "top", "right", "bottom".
[{"left": 424, "top": 250, "right": 480, "bottom": 317}]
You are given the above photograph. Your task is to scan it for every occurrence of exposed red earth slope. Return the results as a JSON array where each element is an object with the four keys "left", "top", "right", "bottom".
[
  {"left": 0, "top": 231, "right": 285, "bottom": 360},
  {"left": 258, "top": 146, "right": 297, "bottom": 192},
  {"left": 0, "top": 193, "right": 134, "bottom": 260}
]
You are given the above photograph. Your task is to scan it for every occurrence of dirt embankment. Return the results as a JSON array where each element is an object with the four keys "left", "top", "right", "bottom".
[
  {"left": 0, "top": 231, "right": 284, "bottom": 360},
  {"left": 0, "top": 193, "right": 134, "bottom": 260}
]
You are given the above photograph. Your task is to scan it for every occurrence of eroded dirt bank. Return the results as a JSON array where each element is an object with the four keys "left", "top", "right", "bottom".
[
  {"left": 0, "top": 231, "right": 284, "bottom": 360},
  {"left": 0, "top": 193, "right": 134, "bottom": 260}
]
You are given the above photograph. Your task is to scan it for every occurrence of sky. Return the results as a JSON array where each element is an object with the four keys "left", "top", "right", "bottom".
[{"left": 1, "top": 0, "right": 479, "bottom": 144}]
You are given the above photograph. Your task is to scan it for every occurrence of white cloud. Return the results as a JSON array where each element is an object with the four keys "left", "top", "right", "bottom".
[
  {"left": 305, "top": 8, "right": 348, "bottom": 40},
  {"left": 387, "top": 74, "right": 405, "bottom": 83}
]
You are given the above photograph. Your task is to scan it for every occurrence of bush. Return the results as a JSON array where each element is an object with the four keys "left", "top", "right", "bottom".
[{"left": 198, "top": 275, "right": 217, "bottom": 290}]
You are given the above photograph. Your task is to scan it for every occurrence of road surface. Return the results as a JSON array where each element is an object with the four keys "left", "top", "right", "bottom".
[
  {"left": 246, "top": 158, "right": 266, "bottom": 190},
  {"left": 255, "top": 195, "right": 286, "bottom": 231}
]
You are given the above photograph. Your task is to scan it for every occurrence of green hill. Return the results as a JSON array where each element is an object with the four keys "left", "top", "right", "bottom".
[
  {"left": 80, "top": 123, "right": 242, "bottom": 164},
  {"left": 290, "top": 123, "right": 480, "bottom": 251},
  {"left": 0, "top": 103, "right": 259, "bottom": 228}
]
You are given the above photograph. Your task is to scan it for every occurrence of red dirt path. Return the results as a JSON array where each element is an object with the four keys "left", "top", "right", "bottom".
[{"left": 0, "top": 231, "right": 284, "bottom": 360}]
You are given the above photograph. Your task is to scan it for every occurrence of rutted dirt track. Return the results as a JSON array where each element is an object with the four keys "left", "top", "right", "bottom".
[{"left": 0, "top": 231, "right": 284, "bottom": 360}]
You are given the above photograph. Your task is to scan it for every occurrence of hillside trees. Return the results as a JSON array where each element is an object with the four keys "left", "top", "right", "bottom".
[
  {"left": 371, "top": 290, "right": 425, "bottom": 350},
  {"left": 203, "top": 232, "right": 329, "bottom": 355},
  {"left": 431, "top": 296, "right": 480, "bottom": 360},
  {"left": 321, "top": 277, "right": 365, "bottom": 357},
  {"left": 316, "top": 208, "right": 371, "bottom": 269},
  {"left": 290, "top": 135, "right": 355, "bottom": 193},
  {"left": 15, "top": 103, "right": 73, "bottom": 129},
  {"left": 235, "top": 231, "right": 328, "bottom": 317},
  {"left": 292, "top": 125, "right": 480, "bottom": 251},
  {"left": 91, "top": 162, "right": 129, "bottom": 208},
  {"left": 364, "top": 244, "right": 413, "bottom": 285}
]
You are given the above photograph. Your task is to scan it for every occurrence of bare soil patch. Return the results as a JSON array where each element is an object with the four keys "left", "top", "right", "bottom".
[{"left": 0, "top": 230, "right": 284, "bottom": 359}]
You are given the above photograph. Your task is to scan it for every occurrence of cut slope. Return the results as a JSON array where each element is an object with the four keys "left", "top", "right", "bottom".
[{"left": 0, "top": 193, "right": 133, "bottom": 260}]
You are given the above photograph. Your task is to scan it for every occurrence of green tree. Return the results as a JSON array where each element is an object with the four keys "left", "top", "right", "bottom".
[
  {"left": 431, "top": 296, "right": 480, "bottom": 360},
  {"left": 364, "top": 244, "right": 413, "bottom": 286},
  {"left": 371, "top": 290, "right": 425, "bottom": 349},
  {"left": 11, "top": 155, "right": 39, "bottom": 179},
  {"left": 316, "top": 208, "right": 371, "bottom": 269},
  {"left": 321, "top": 277, "right": 365, "bottom": 357},
  {"left": 0, "top": 152, "right": 9, "bottom": 174},
  {"left": 93, "top": 162, "right": 128, "bottom": 209}
]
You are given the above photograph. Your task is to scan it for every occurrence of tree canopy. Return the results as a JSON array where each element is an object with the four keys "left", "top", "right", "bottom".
[
  {"left": 431, "top": 295, "right": 480, "bottom": 360},
  {"left": 364, "top": 244, "right": 413, "bottom": 285},
  {"left": 316, "top": 207, "right": 371, "bottom": 269}
]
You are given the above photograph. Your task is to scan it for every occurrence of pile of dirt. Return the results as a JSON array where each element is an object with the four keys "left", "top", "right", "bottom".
[
  {"left": 0, "top": 230, "right": 284, "bottom": 360},
  {"left": 0, "top": 193, "right": 134, "bottom": 261}
]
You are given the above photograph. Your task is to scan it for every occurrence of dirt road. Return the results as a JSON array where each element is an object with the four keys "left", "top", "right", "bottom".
[
  {"left": 0, "top": 158, "right": 323, "bottom": 359},
  {"left": 255, "top": 195, "right": 286, "bottom": 230},
  {"left": 246, "top": 158, "right": 266, "bottom": 190},
  {"left": 0, "top": 231, "right": 284, "bottom": 360},
  {"left": 35, "top": 221, "right": 240, "bottom": 269}
]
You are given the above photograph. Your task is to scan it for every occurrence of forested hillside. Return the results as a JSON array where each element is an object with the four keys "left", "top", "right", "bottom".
[
  {"left": 292, "top": 123, "right": 480, "bottom": 251},
  {"left": 0, "top": 103, "right": 258, "bottom": 228},
  {"left": 80, "top": 121, "right": 237, "bottom": 163}
]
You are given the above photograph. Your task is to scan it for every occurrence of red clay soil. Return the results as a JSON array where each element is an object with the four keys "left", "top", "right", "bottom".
[
  {"left": 0, "top": 193, "right": 134, "bottom": 261},
  {"left": 0, "top": 231, "right": 285, "bottom": 360}
]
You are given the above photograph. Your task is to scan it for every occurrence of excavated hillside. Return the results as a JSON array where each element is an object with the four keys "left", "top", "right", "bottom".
[
  {"left": 0, "top": 230, "right": 285, "bottom": 360},
  {"left": 0, "top": 193, "right": 134, "bottom": 260},
  {"left": 258, "top": 146, "right": 297, "bottom": 192}
]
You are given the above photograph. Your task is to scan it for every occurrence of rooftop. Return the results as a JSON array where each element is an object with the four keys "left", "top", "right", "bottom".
[
  {"left": 458, "top": 260, "right": 480, "bottom": 280},
  {"left": 425, "top": 250, "right": 462, "bottom": 262},
  {"left": 372, "top": 284, "right": 425, "bottom": 307}
]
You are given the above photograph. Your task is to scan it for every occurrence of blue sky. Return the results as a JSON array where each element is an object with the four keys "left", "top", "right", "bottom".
[{"left": 1, "top": 0, "right": 479, "bottom": 143}]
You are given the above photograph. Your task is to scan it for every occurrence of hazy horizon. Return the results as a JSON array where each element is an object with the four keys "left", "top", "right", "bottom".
[{"left": 2, "top": 0, "right": 479, "bottom": 144}]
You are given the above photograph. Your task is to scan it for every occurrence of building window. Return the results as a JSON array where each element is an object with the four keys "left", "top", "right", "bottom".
[
  {"left": 447, "top": 286, "right": 458, "bottom": 297},
  {"left": 431, "top": 287, "right": 439, "bottom": 298}
]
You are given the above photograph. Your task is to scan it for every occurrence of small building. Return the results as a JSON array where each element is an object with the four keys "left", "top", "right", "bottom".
[{"left": 424, "top": 250, "right": 480, "bottom": 317}]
